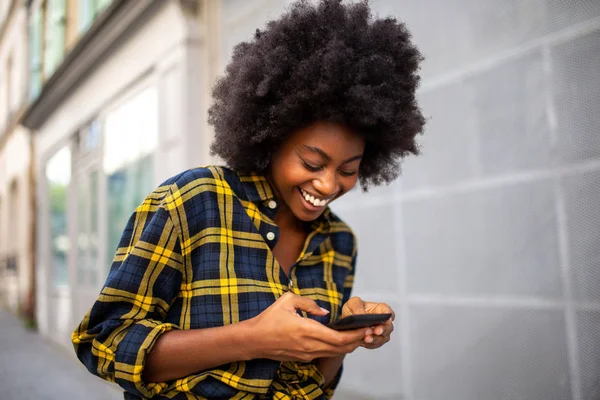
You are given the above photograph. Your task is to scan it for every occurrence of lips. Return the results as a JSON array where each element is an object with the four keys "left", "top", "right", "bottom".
[{"left": 299, "top": 188, "right": 332, "bottom": 208}]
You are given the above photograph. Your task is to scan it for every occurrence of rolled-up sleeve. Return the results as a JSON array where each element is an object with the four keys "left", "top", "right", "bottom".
[{"left": 72, "top": 190, "right": 184, "bottom": 398}]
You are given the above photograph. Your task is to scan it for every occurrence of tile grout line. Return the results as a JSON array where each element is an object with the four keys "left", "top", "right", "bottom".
[
  {"left": 409, "top": 295, "right": 561, "bottom": 309},
  {"left": 554, "top": 166, "right": 582, "bottom": 400},
  {"left": 393, "top": 182, "right": 413, "bottom": 400},
  {"left": 400, "top": 159, "right": 600, "bottom": 203},
  {"left": 419, "top": 16, "right": 600, "bottom": 94},
  {"left": 332, "top": 159, "right": 600, "bottom": 212}
]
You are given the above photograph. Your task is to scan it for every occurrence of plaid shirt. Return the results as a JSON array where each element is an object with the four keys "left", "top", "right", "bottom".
[{"left": 72, "top": 166, "right": 356, "bottom": 400}]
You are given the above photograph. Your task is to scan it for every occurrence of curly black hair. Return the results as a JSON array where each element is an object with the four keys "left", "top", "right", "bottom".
[{"left": 209, "top": 0, "right": 425, "bottom": 190}]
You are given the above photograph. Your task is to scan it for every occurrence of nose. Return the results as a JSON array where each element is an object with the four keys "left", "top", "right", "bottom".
[{"left": 312, "top": 170, "right": 338, "bottom": 198}]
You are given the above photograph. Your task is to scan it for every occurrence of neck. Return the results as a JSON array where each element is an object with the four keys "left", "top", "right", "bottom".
[
  {"left": 274, "top": 204, "right": 306, "bottom": 231},
  {"left": 265, "top": 172, "right": 306, "bottom": 231}
]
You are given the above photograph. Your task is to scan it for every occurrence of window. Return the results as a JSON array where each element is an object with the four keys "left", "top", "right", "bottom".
[
  {"left": 44, "top": 0, "right": 67, "bottom": 79},
  {"left": 76, "top": 168, "right": 99, "bottom": 286},
  {"left": 46, "top": 146, "right": 71, "bottom": 286},
  {"left": 77, "top": 0, "right": 94, "bottom": 33},
  {"left": 95, "top": 0, "right": 112, "bottom": 14},
  {"left": 29, "top": 6, "right": 44, "bottom": 100},
  {"left": 78, "top": 0, "right": 113, "bottom": 35},
  {"left": 103, "top": 86, "right": 158, "bottom": 269},
  {"left": 75, "top": 120, "right": 101, "bottom": 286}
]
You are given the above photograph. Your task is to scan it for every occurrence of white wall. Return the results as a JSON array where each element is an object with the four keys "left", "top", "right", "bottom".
[
  {"left": 0, "top": 0, "right": 32, "bottom": 314},
  {"left": 0, "top": 127, "right": 32, "bottom": 313},
  {"left": 0, "top": 4, "right": 28, "bottom": 133}
]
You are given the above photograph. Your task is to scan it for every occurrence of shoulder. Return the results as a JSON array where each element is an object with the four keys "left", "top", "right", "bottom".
[
  {"left": 161, "top": 166, "right": 236, "bottom": 188},
  {"left": 326, "top": 209, "right": 357, "bottom": 258},
  {"left": 160, "top": 166, "right": 243, "bottom": 196},
  {"left": 155, "top": 166, "right": 244, "bottom": 210}
]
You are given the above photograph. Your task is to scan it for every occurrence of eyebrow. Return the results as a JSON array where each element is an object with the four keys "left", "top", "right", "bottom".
[{"left": 302, "top": 145, "right": 363, "bottom": 165}]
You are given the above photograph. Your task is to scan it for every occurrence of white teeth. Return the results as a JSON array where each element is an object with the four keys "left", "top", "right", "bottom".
[{"left": 300, "top": 188, "right": 327, "bottom": 207}]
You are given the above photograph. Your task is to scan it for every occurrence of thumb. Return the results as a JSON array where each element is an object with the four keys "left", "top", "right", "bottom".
[
  {"left": 284, "top": 293, "right": 329, "bottom": 316},
  {"left": 345, "top": 297, "right": 367, "bottom": 315}
]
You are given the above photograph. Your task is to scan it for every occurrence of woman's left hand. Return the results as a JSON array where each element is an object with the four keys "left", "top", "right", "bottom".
[{"left": 340, "top": 297, "right": 395, "bottom": 349}]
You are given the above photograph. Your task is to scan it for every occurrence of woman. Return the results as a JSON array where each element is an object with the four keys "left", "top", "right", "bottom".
[{"left": 72, "top": 0, "right": 425, "bottom": 399}]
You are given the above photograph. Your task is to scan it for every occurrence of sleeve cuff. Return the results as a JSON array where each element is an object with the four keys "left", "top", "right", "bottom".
[{"left": 114, "top": 319, "right": 178, "bottom": 398}]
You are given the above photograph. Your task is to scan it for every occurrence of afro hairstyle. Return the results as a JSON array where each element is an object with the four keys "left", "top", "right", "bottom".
[{"left": 209, "top": 0, "right": 426, "bottom": 190}]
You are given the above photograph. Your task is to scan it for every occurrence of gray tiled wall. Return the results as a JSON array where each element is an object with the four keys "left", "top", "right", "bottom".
[
  {"left": 562, "top": 169, "right": 600, "bottom": 302},
  {"left": 221, "top": 1, "right": 600, "bottom": 399},
  {"left": 402, "top": 179, "right": 562, "bottom": 298},
  {"left": 577, "top": 310, "right": 600, "bottom": 400},
  {"left": 334, "top": 1, "right": 600, "bottom": 399}
]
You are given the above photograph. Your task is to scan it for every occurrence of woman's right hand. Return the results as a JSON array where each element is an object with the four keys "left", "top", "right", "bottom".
[{"left": 248, "top": 292, "right": 369, "bottom": 363}]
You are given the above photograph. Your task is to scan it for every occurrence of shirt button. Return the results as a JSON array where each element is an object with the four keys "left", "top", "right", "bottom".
[
  {"left": 266, "top": 232, "right": 275, "bottom": 241},
  {"left": 268, "top": 200, "right": 277, "bottom": 209}
]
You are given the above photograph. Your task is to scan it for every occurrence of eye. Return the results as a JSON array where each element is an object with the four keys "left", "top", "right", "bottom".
[
  {"left": 338, "top": 169, "right": 357, "bottom": 177},
  {"left": 302, "top": 160, "right": 323, "bottom": 172}
]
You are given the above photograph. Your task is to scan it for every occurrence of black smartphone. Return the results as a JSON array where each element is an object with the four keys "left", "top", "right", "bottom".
[{"left": 327, "top": 313, "right": 392, "bottom": 331}]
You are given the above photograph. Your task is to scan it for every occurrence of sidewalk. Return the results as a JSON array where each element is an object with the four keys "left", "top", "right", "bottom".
[{"left": 0, "top": 308, "right": 122, "bottom": 399}]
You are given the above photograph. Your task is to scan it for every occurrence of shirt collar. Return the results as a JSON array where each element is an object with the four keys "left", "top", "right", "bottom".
[
  {"left": 237, "top": 170, "right": 332, "bottom": 224},
  {"left": 237, "top": 171, "right": 276, "bottom": 203}
]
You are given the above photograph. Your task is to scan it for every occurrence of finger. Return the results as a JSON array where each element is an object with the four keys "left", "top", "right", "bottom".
[
  {"left": 313, "top": 341, "right": 362, "bottom": 359},
  {"left": 317, "top": 324, "right": 371, "bottom": 346},
  {"left": 283, "top": 292, "right": 329, "bottom": 316},
  {"left": 373, "top": 322, "right": 394, "bottom": 336},
  {"left": 345, "top": 297, "right": 367, "bottom": 315},
  {"left": 364, "top": 302, "right": 396, "bottom": 321},
  {"left": 362, "top": 334, "right": 390, "bottom": 349},
  {"left": 317, "top": 337, "right": 365, "bottom": 358}
]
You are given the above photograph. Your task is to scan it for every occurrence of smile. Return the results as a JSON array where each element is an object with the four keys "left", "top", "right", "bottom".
[{"left": 299, "top": 188, "right": 333, "bottom": 208}]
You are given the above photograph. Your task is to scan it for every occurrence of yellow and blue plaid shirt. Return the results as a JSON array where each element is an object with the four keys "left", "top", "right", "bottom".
[{"left": 72, "top": 166, "right": 357, "bottom": 400}]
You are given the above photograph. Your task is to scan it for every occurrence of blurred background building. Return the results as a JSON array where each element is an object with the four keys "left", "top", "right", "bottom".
[
  {"left": 0, "top": 0, "right": 599, "bottom": 399},
  {"left": 0, "top": 0, "right": 32, "bottom": 322}
]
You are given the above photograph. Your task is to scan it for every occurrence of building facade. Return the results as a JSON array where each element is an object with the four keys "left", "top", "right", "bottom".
[
  {"left": 0, "top": 0, "right": 33, "bottom": 321},
  {"left": 21, "top": 0, "right": 221, "bottom": 349},
  {"left": 2, "top": 0, "right": 599, "bottom": 399}
]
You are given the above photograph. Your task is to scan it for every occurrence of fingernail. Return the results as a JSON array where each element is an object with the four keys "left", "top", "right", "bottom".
[
  {"left": 320, "top": 307, "right": 329, "bottom": 314},
  {"left": 376, "top": 327, "right": 384, "bottom": 335},
  {"left": 365, "top": 328, "right": 373, "bottom": 336},
  {"left": 365, "top": 336, "right": 374, "bottom": 344}
]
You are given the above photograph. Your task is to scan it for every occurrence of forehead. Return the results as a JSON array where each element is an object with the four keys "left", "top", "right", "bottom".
[{"left": 287, "top": 122, "right": 365, "bottom": 156}]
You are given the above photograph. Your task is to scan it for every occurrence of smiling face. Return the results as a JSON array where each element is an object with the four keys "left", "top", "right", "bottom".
[{"left": 268, "top": 122, "right": 365, "bottom": 222}]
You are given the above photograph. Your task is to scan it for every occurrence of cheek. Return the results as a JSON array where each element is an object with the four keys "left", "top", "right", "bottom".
[{"left": 276, "top": 164, "right": 308, "bottom": 191}]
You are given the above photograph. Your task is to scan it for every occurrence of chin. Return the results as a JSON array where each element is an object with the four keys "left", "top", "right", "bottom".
[
  {"left": 295, "top": 212, "right": 320, "bottom": 222},
  {"left": 292, "top": 204, "right": 324, "bottom": 222}
]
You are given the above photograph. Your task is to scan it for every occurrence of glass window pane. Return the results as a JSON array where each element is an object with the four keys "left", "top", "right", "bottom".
[
  {"left": 29, "top": 7, "right": 43, "bottom": 100},
  {"left": 89, "top": 169, "right": 99, "bottom": 285},
  {"left": 78, "top": 0, "right": 94, "bottom": 34},
  {"left": 104, "top": 87, "right": 158, "bottom": 271},
  {"left": 77, "top": 175, "right": 88, "bottom": 285},
  {"left": 44, "top": 0, "right": 67, "bottom": 78},
  {"left": 94, "top": 0, "right": 112, "bottom": 15},
  {"left": 46, "top": 146, "right": 71, "bottom": 287}
]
